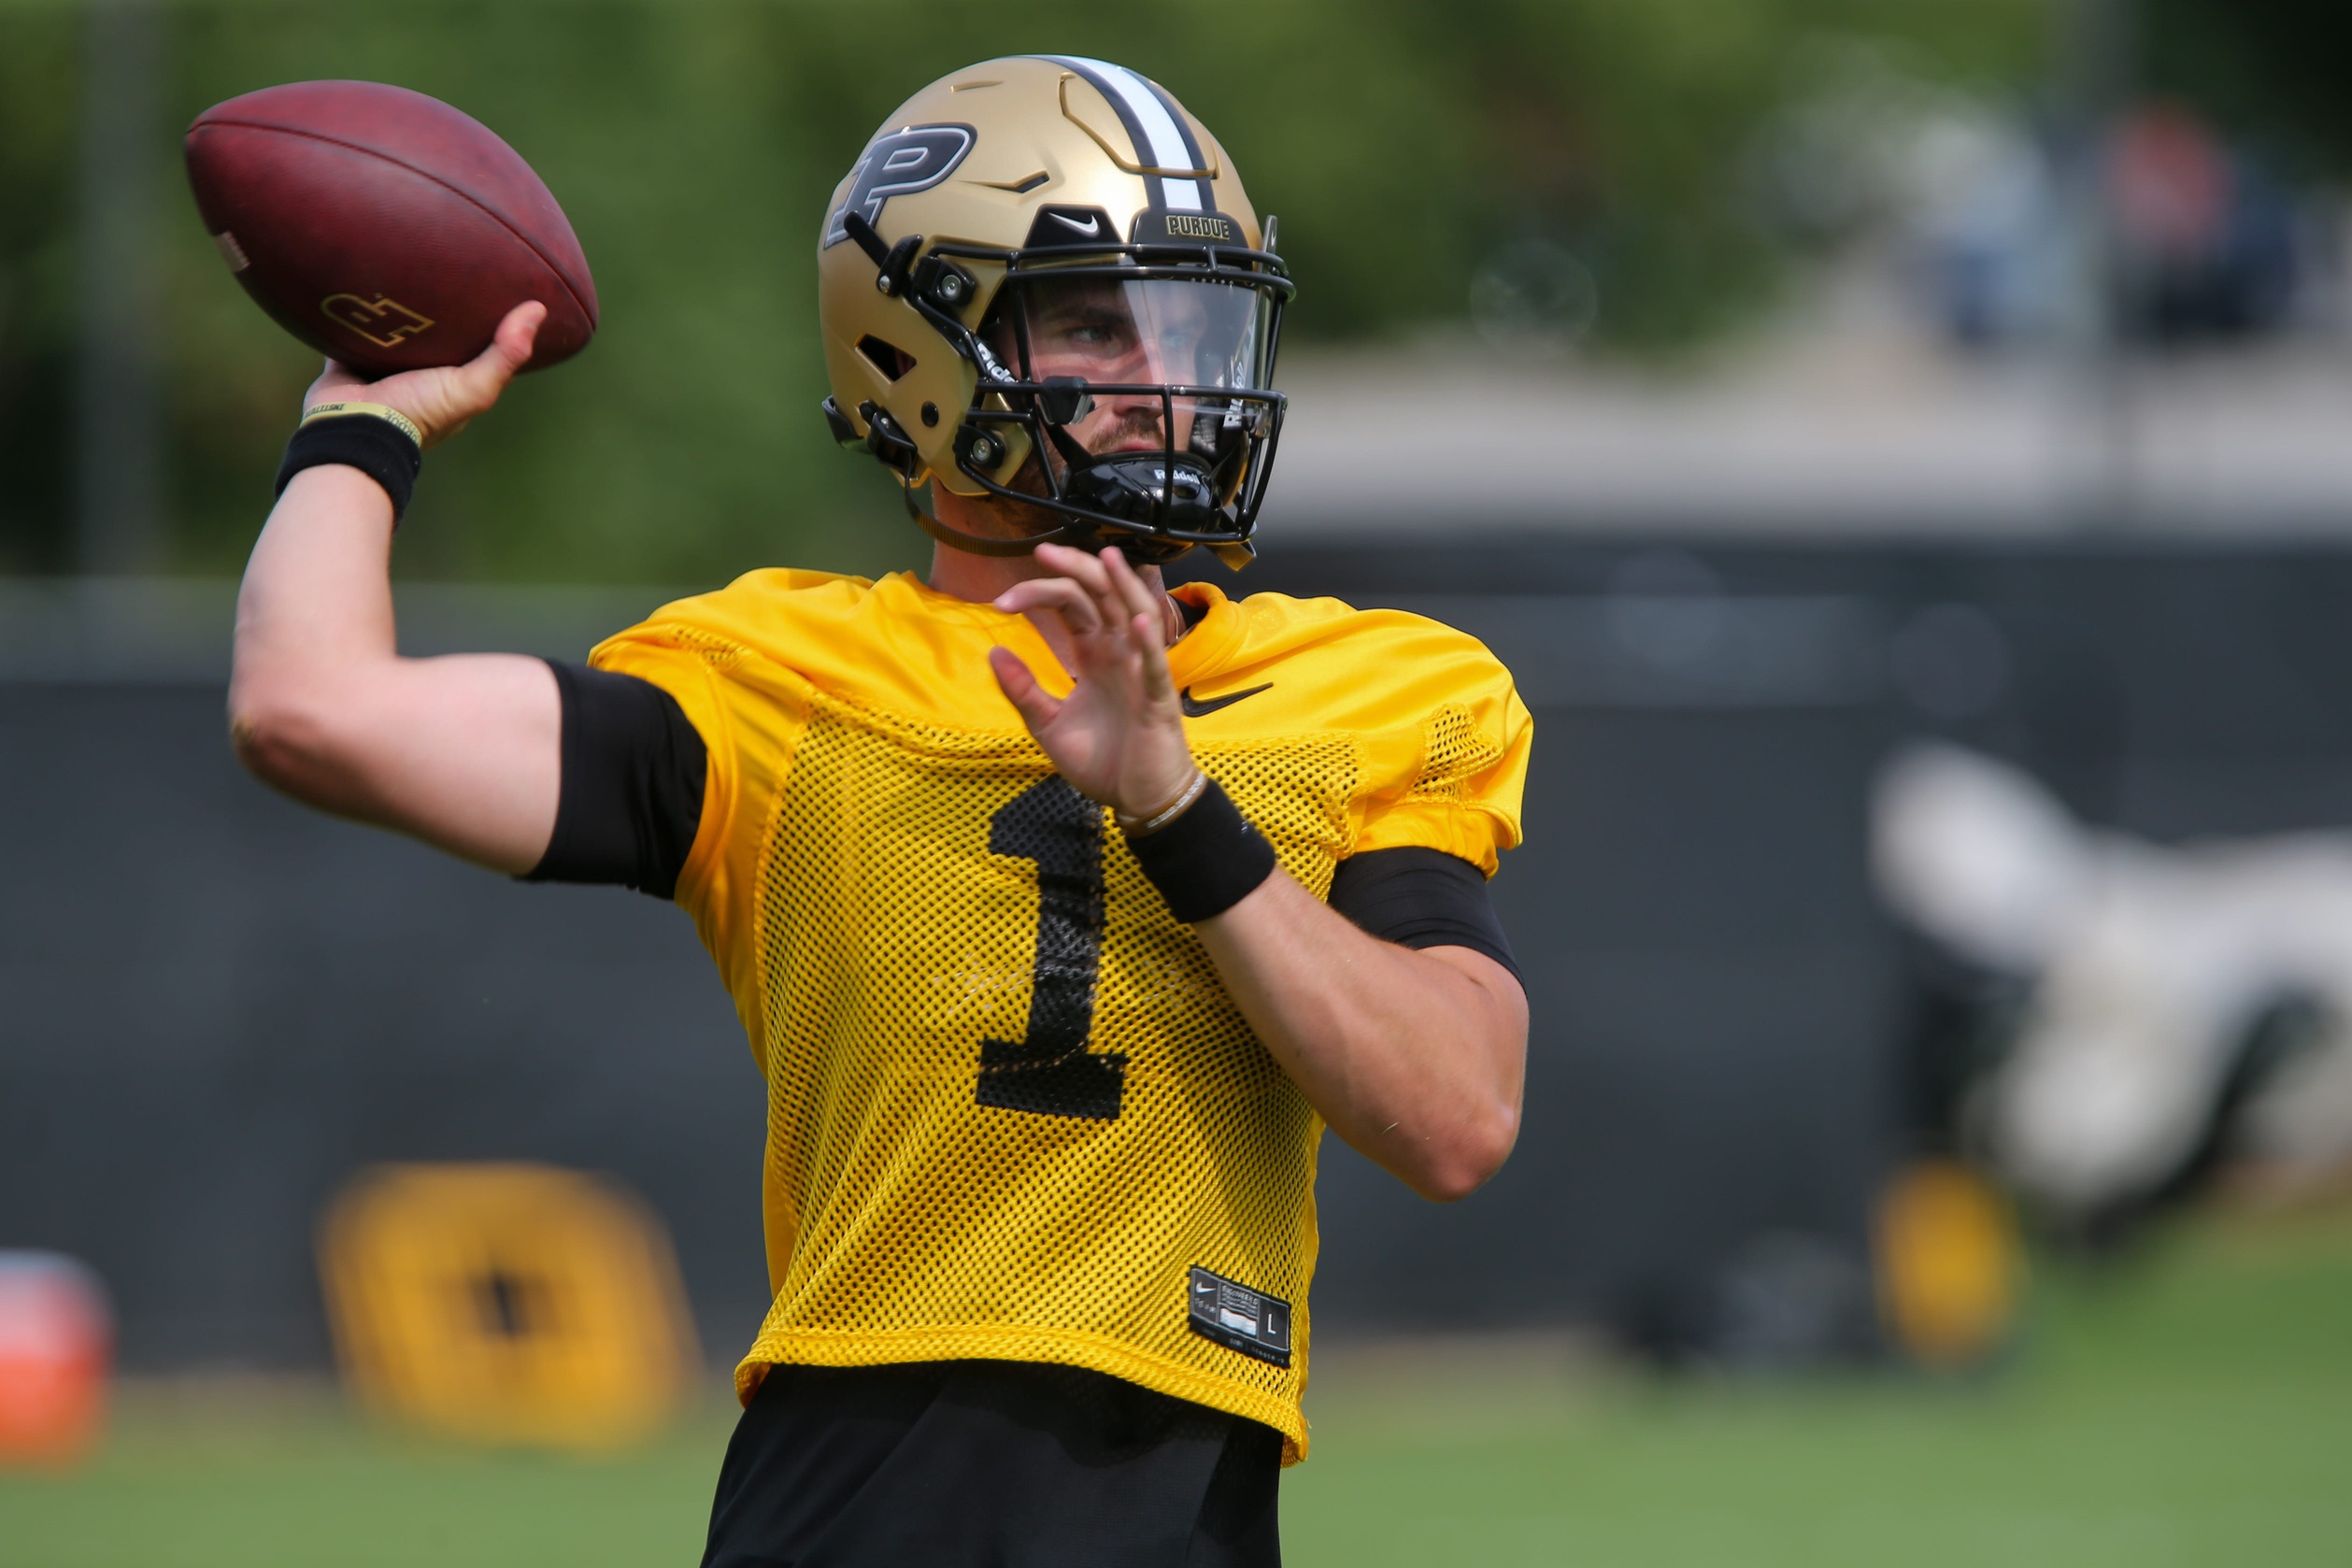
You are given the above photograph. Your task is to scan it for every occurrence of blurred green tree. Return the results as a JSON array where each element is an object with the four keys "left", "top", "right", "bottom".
[
  {"left": 0, "top": 7, "right": 79, "bottom": 573},
  {"left": 0, "top": 0, "right": 2048, "bottom": 584}
]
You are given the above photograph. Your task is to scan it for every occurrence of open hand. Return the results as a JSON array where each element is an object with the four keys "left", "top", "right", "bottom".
[
  {"left": 301, "top": 300, "right": 546, "bottom": 449},
  {"left": 989, "top": 543, "right": 1199, "bottom": 820}
]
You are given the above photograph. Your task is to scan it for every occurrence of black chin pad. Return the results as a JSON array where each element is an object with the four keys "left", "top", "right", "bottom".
[{"left": 1063, "top": 453, "right": 1219, "bottom": 533}]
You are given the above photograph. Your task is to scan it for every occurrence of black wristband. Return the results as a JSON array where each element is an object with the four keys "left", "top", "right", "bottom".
[
  {"left": 1122, "top": 777, "right": 1278, "bottom": 923},
  {"left": 275, "top": 414, "right": 421, "bottom": 523}
]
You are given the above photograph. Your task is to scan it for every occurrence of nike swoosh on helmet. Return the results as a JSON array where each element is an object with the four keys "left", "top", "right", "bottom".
[{"left": 1048, "top": 211, "right": 1102, "bottom": 235}]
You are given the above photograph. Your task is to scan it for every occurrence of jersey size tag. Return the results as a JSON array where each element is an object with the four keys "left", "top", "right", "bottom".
[{"left": 1188, "top": 1266, "right": 1292, "bottom": 1367}]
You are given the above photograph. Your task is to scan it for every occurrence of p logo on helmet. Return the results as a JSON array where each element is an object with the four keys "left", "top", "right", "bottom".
[{"left": 824, "top": 125, "right": 976, "bottom": 249}]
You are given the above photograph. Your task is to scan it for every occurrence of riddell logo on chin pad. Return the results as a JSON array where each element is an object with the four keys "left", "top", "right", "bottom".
[{"left": 321, "top": 292, "right": 436, "bottom": 349}]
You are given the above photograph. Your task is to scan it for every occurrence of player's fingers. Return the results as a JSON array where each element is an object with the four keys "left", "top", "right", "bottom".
[
  {"left": 438, "top": 302, "right": 544, "bottom": 413},
  {"left": 1133, "top": 611, "right": 1177, "bottom": 704},
  {"left": 1032, "top": 541, "right": 1102, "bottom": 582},
  {"left": 1033, "top": 543, "right": 1120, "bottom": 621},
  {"left": 472, "top": 301, "right": 547, "bottom": 390},
  {"left": 995, "top": 577, "right": 1103, "bottom": 635},
  {"left": 1055, "top": 548, "right": 1147, "bottom": 658},
  {"left": 1101, "top": 548, "right": 1162, "bottom": 632},
  {"left": 1119, "top": 617, "right": 1162, "bottom": 705},
  {"left": 1027, "top": 596, "right": 1099, "bottom": 651},
  {"left": 988, "top": 646, "right": 1062, "bottom": 731},
  {"left": 401, "top": 304, "right": 546, "bottom": 449}
]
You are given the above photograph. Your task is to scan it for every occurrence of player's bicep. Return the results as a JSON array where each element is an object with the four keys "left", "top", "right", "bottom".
[
  {"left": 295, "top": 650, "right": 564, "bottom": 875},
  {"left": 262, "top": 654, "right": 708, "bottom": 890}
]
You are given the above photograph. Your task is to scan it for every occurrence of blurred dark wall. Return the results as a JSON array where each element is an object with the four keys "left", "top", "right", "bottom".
[
  {"left": 1241, "top": 538, "right": 2352, "bottom": 1349},
  {"left": 0, "top": 680, "right": 771, "bottom": 1367},
  {"left": 0, "top": 585, "right": 776, "bottom": 1369},
  {"left": 9, "top": 538, "right": 2352, "bottom": 1371}
]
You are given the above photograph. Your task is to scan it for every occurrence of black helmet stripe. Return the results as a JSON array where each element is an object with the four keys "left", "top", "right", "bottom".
[{"left": 1038, "top": 56, "right": 1216, "bottom": 215}]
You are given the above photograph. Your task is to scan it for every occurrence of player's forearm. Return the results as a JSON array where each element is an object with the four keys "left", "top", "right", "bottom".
[
  {"left": 231, "top": 464, "right": 403, "bottom": 782},
  {"left": 1194, "top": 872, "right": 1527, "bottom": 1203},
  {"left": 229, "top": 464, "right": 562, "bottom": 871}
]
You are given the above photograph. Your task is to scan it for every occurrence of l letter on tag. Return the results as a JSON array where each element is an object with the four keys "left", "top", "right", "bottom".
[{"left": 1188, "top": 1265, "right": 1291, "bottom": 1367}]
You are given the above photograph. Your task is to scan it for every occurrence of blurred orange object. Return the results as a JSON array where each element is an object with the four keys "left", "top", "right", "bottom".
[
  {"left": 0, "top": 1251, "right": 111, "bottom": 1467},
  {"left": 1875, "top": 1159, "right": 2024, "bottom": 1369},
  {"left": 319, "top": 1163, "right": 699, "bottom": 1450}
]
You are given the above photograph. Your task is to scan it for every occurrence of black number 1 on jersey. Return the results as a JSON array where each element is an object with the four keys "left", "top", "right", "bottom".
[{"left": 977, "top": 777, "right": 1126, "bottom": 1119}]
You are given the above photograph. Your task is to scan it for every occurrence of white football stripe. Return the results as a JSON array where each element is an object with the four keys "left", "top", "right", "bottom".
[{"left": 1054, "top": 56, "right": 1205, "bottom": 210}]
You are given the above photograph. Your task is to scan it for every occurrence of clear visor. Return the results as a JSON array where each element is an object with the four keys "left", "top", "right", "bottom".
[
  {"left": 1005, "top": 275, "right": 1276, "bottom": 396},
  {"left": 993, "top": 274, "right": 1278, "bottom": 511}
]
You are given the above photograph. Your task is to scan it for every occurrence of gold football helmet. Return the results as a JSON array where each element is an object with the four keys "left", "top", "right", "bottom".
[{"left": 817, "top": 56, "right": 1291, "bottom": 568}]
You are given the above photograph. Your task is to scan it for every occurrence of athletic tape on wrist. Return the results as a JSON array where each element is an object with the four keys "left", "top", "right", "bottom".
[
  {"left": 300, "top": 401, "right": 424, "bottom": 448},
  {"left": 1121, "top": 777, "right": 1277, "bottom": 924},
  {"left": 275, "top": 407, "right": 423, "bottom": 524}
]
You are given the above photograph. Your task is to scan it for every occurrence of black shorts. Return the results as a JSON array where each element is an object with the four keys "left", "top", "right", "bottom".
[{"left": 700, "top": 1360, "right": 1283, "bottom": 1568}]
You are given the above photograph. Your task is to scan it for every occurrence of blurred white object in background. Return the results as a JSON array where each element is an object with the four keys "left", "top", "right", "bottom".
[
  {"left": 1873, "top": 743, "right": 2088, "bottom": 973},
  {"left": 1874, "top": 743, "right": 2352, "bottom": 1220}
]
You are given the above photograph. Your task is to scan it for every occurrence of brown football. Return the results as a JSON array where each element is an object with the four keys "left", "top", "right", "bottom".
[{"left": 185, "top": 80, "right": 597, "bottom": 378}]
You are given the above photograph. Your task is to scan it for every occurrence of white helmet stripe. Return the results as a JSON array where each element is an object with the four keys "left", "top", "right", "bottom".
[
  {"left": 1041, "top": 56, "right": 1212, "bottom": 213},
  {"left": 1132, "top": 74, "right": 1217, "bottom": 214}
]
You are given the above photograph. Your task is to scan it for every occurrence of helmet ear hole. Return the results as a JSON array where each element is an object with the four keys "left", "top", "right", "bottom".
[{"left": 855, "top": 335, "right": 917, "bottom": 381}]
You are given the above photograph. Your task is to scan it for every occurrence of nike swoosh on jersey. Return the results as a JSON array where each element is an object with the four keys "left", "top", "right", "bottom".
[
  {"left": 1049, "top": 212, "right": 1102, "bottom": 235},
  {"left": 1179, "top": 682, "right": 1273, "bottom": 718}
]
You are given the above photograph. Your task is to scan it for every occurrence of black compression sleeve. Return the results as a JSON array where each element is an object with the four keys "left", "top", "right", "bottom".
[
  {"left": 1326, "top": 847, "right": 1520, "bottom": 983},
  {"left": 524, "top": 661, "right": 709, "bottom": 900}
]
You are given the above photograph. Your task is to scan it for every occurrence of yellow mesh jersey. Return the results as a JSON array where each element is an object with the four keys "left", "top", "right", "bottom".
[{"left": 591, "top": 569, "right": 1531, "bottom": 1461}]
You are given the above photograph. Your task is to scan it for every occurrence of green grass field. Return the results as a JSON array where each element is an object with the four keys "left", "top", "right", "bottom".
[{"left": 7, "top": 1207, "right": 2351, "bottom": 1567}]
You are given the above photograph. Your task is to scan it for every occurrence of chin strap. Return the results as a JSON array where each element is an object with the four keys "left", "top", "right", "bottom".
[
  {"left": 900, "top": 454, "right": 1258, "bottom": 571},
  {"left": 905, "top": 477, "right": 1066, "bottom": 558}
]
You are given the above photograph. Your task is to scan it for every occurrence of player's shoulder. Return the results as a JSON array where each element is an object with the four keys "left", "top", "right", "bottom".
[
  {"left": 592, "top": 568, "right": 1001, "bottom": 728},
  {"left": 592, "top": 568, "right": 956, "bottom": 684},
  {"left": 1209, "top": 586, "right": 1517, "bottom": 708},
  {"left": 1226, "top": 588, "right": 1499, "bottom": 663},
  {"left": 602, "top": 567, "right": 877, "bottom": 656}
]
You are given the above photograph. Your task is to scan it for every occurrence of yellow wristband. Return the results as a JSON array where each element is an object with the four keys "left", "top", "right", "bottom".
[{"left": 299, "top": 401, "right": 423, "bottom": 449}]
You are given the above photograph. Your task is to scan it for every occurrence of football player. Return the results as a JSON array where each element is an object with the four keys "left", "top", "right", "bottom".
[{"left": 231, "top": 56, "right": 1532, "bottom": 1566}]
